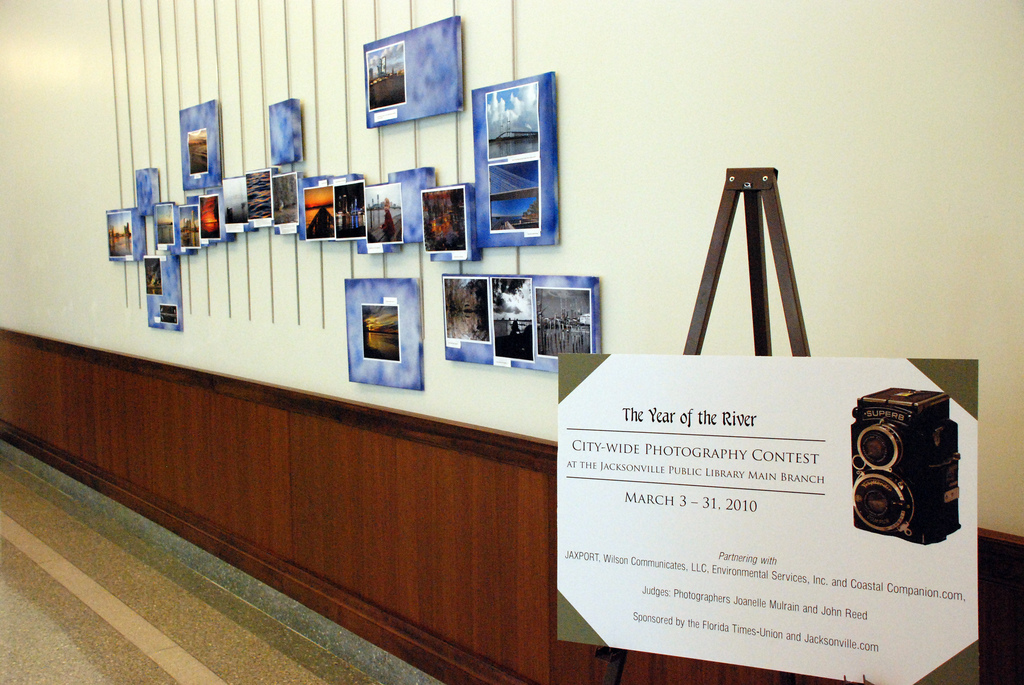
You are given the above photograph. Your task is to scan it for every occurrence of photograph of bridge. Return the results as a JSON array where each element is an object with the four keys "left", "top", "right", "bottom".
[
  {"left": 489, "top": 160, "right": 539, "bottom": 232},
  {"left": 366, "top": 42, "right": 406, "bottom": 111},
  {"left": 486, "top": 82, "right": 539, "bottom": 159}
]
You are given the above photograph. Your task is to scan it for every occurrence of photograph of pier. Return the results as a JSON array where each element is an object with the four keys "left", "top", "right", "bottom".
[
  {"left": 246, "top": 169, "right": 272, "bottom": 221},
  {"left": 536, "top": 287, "right": 592, "bottom": 357},
  {"left": 200, "top": 195, "right": 221, "bottom": 240},
  {"left": 489, "top": 160, "right": 539, "bottom": 231},
  {"left": 159, "top": 304, "right": 178, "bottom": 325},
  {"left": 224, "top": 176, "right": 248, "bottom": 225},
  {"left": 303, "top": 185, "right": 335, "bottom": 240},
  {"left": 272, "top": 173, "right": 299, "bottom": 226},
  {"left": 422, "top": 187, "right": 467, "bottom": 252},
  {"left": 187, "top": 128, "right": 208, "bottom": 175},
  {"left": 180, "top": 205, "right": 200, "bottom": 248},
  {"left": 443, "top": 276, "right": 490, "bottom": 343},
  {"left": 491, "top": 277, "right": 534, "bottom": 362},
  {"left": 334, "top": 180, "right": 366, "bottom": 241},
  {"left": 366, "top": 42, "right": 406, "bottom": 111},
  {"left": 155, "top": 203, "right": 175, "bottom": 246},
  {"left": 362, "top": 304, "right": 401, "bottom": 362},
  {"left": 106, "top": 210, "right": 133, "bottom": 258},
  {"left": 365, "top": 183, "right": 403, "bottom": 244},
  {"left": 486, "top": 82, "right": 539, "bottom": 159},
  {"left": 144, "top": 257, "right": 163, "bottom": 296}
]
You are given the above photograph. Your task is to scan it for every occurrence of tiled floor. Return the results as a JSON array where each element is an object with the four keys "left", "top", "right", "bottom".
[{"left": 0, "top": 442, "right": 440, "bottom": 685}]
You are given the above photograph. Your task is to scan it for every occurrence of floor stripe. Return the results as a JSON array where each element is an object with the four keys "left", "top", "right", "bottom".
[{"left": 1, "top": 513, "right": 228, "bottom": 685}]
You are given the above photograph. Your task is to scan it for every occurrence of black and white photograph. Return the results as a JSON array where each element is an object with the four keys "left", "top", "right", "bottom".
[
  {"left": 536, "top": 287, "right": 592, "bottom": 357},
  {"left": 491, "top": 277, "right": 534, "bottom": 362},
  {"left": 159, "top": 303, "right": 178, "bottom": 325},
  {"left": 223, "top": 176, "right": 248, "bottom": 227},
  {"left": 443, "top": 276, "right": 490, "bottom": 343}
]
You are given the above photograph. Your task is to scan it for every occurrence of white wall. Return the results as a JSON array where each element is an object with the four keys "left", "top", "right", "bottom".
[{"left": 1, "top": 0, "right": 1022, "bottom": 536}]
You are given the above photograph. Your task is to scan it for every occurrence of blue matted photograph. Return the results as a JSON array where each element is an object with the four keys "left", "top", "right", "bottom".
[
  {"left": 364, "top": 16, "right": 462, "bottom": 129},
  {"left": 345, "top": 278, "right": 424, "bottom": 391},
  {"left": 146, "top": 255, "right": 184, "bottom": 332},
  {"left": 179, "top": 100, "right": 222, "bottom": 190},
  {"left": 106, "top": 207, "right": 145, "bottom": 262},
  {"left": 269, "top": 98, "right": 303, "bottom": 165},
  {"left": 442, "top": 273, "right": 599, "bottom": 372},
  {"left": 135, "top": 168, "right": 159, "bottom": 216},
  {"left": 472, "top": 72, "right": 558, "bottom": 248}
]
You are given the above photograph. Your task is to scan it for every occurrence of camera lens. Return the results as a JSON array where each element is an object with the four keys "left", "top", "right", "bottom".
[
  {"left": 854, "top": 472, "right": 911, "bottom": 532},
  {"left": 857, "top": 424, "right": 901, "bottom": 469}
]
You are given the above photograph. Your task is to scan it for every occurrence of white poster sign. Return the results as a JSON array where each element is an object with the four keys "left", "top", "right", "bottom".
[{"left": 557, "top": 355, "right": 978, "bottom": 685}]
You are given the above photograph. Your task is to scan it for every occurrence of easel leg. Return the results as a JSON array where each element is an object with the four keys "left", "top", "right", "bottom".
[
  {"left": 744, "top": 189, "right": 771, "bottom": 356},
  {"left": 595, "top": 647, "right": 628, "bottom": 685}
]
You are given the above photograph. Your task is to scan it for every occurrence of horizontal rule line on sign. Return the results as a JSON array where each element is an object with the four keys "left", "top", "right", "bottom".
[
  {"left": 563, "top": 427, "right": 826, "bottom": 443},
  {"left": 564, "top": 475, "right": 826, "bottom": 497}
]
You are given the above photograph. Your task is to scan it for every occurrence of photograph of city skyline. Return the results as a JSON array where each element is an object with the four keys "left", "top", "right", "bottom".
[
  {"left": 107, "top": 210, "right": 133, "bottom": 258},
  {"left": 366, "top": 42, "right": 406, "bottom": 111},
  {"left": 155, "top": 203, "right": 175, "bottom": 246}
]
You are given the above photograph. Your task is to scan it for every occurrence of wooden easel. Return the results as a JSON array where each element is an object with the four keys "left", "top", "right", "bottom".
[
  {"left": 595, "top": 167, "right": 808, "bottom": 685},
  {"left": 685, "top": 167, "right": 809, "bottom": 357}
]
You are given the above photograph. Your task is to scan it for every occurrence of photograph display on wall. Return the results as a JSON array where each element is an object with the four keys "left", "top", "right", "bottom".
[
  {"left": 345, "top": 278, "right": 424, "bottom": 391},
  {"left": 154, "top": 202, "right": 181, "bottom": 254},
  {"left": 135, "top": 168, "right": 159, "bottom": 216},
  {"left": 146, "top": 255, "right": 184, "bottom": 332},
  {"left": 179, "top": 100, "right": 222, "bottom": 190},
  {"left": 272, "top": 171, "right": 302, "bottom": 235},
  {"left": 334, "top": 179, "right": 366, "bottom": 241},
  {"left": 223, "top": 176, "right": 251, "bottom": 232},
  {"left": 422, "top": 184, "right": 480, "bottom": 261},
  {"left": 363, "top": 16, "right": 462, "bottom": 128},
  {"left": 300, "top": 176, "right": 335, "bottom": 241},
  {"left": 472, "top": 72, "right": 558, "bottom": 247},
  {"left": 106, "top": 207, "right": 145, "bottom": 262},
  {"left": 269, "top": 98, "right": 303, "bottom": 165},
  {"left": 179, "top": 203, "right": 201, "bottom": 250},
  {"left": 246, "top": 168, "right": 276, "bottom": 228},
  {"left": 443, "top": 274, "right": 599, "bottom": 372}
]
